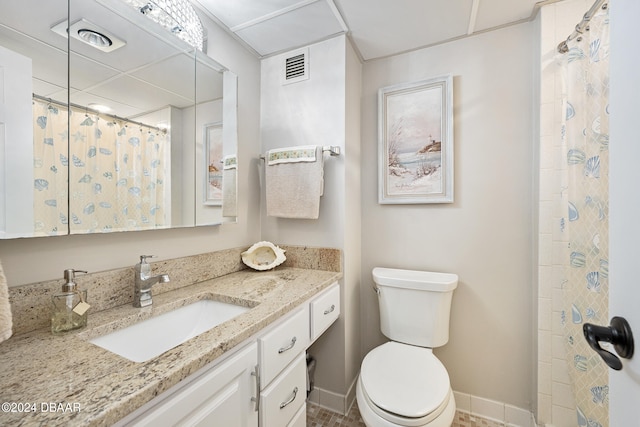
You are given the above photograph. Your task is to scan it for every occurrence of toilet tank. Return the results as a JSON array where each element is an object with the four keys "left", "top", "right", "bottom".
[{"left": 373, "top": 267, "right": 458, "bottom": 348}]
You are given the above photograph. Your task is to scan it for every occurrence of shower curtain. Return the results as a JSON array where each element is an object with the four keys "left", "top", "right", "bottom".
[
  {"left": 33, "top": 99, "right": 170, "bottom": 234},
  {"left": 67, "top": 108, "right": 169, "bottom": 233},
  {"left": 33, "top": 100, "right": 68, "bottom": 236},
  {"left": 559, "top": 5, "right": 610, "bottom": 427}
]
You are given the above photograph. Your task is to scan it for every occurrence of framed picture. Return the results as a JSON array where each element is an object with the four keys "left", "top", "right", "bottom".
[
  {"left": 203, "top": 122, "right": 223, "bottom": 205},
  {"left": 378, "top": 75, "right": 454, "bottom": 204}
]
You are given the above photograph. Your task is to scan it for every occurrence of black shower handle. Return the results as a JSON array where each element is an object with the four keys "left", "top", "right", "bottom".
[{"left": 583, "top": 316, "right": 634, "bottom": 371}]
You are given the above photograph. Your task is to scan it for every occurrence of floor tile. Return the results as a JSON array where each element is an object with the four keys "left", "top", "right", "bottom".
[{"left": 306, "top": 402, "right": 507, "bottom": 427}]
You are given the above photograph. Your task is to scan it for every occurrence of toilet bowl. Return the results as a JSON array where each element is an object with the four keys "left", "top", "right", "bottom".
[
  {"left": 356, "top": 342, "right": 455, "bottom": 427},
  {"left": 357, "top": 268, "right": 458, "bottom": 427}
]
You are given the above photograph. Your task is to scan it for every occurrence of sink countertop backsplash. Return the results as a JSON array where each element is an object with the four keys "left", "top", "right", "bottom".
[
  {"left": 8, "top": 245, "right": 341, "bottom": 335},
  {"left": 0, "top": 245, "right": 341, "bottom": 426}
]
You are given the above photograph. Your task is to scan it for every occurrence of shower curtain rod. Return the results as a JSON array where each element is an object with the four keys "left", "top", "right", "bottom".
[
  {"left": 32, "top": 93, "right": 166, "bottom": 133},
  {"left": 557, "top": 0, "right": 607, "bottom": 54}
]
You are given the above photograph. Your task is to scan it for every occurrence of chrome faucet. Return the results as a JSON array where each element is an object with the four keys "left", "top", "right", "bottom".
[{"left": 134, "top": 255, "right": 170, "bottom": 308}]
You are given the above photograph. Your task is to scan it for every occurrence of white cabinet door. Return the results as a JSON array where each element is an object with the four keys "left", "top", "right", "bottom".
[{"left": 119, "top": 342, "right": 258, "bottom": 427}]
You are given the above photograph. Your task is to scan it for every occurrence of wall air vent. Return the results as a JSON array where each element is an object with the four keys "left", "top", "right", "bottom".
[
  {"left": 286, "top": 54, "right": 305, "bottom": 79},
  {"left": 283, "top": 48, "right": 309, "bottom": 85}
]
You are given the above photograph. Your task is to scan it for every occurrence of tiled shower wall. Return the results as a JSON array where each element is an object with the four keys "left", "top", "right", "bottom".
[{"left": 537, "top": 0, "right": 590, "bottom": 426}]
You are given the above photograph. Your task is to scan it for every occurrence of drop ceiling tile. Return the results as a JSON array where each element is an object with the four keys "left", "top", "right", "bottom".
[
  {"left": 473, "top": 0, "right": 540, "bottom": 32},
  {"left": 195, "top": 0, "right": 310, "bottom": 29},
  {"left": 69, "top": 53, "right": 121, "bottom": 91},
  {"left": 235, "top": 1, "right": 345, "bottom": 56},
  {"left": 130, "top": 52, "right": 196, "bottom": 101},
  {"left": 335, "top": 0, "right": 472, "bottom": 60},
  {"left": 3, "top": 0, "right": 68, "bottom": 51},
  {"left": 75, "top": 73, "right": 194, "bottom": 115}
]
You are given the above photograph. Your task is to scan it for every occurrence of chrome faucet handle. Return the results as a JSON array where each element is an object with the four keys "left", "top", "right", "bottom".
[{"left": 133, "top": 255, "right": 170, "bottom": 308}]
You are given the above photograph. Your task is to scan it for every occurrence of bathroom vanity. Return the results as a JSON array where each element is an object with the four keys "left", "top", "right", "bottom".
[
  {"left": 0, "top": 262, "right": 341, "bottom": 426},
  {"left": 116, "top": 282, "right": 340, "bottom": 427}
]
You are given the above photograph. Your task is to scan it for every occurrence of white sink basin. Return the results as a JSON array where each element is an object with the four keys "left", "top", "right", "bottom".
[{"left": 89, "top": 300, "right": 250, "bottom": 362}]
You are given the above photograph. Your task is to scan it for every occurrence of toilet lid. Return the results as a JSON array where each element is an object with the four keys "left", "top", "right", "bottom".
[{"left": 360, "top": 342, "right": 450, "bottom": 419}]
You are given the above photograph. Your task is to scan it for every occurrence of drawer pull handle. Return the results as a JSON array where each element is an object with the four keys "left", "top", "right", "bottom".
[
  {"left": 250, "top": 365, "right": 260, "bottom": 412},
  {"left": 279, "top": 386, "right": 299, "bottom": 409},
  {"left": 278, "top": 336, "right": 297, "bottom": 354},
  {"left": 324, "top": 304, "right": 336, "bottom": 315}
]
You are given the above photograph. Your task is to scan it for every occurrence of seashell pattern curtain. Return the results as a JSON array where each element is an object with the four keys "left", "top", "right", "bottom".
[
  {"left": 33, "top": 100, "right": 69, "bottom": 236},
  {"left": 33, "top": 98, "right": 169, "bottom": 234},
  {"left": 559, "top": 6, "right": 610, "bottom": 427}
]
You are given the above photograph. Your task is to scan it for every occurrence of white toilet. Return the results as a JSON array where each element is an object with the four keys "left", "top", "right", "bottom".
[{"left": 356, "top": 267, "right": 458, "bottom": 427}]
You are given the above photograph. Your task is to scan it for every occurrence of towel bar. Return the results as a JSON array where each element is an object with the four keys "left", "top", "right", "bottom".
[{"left": 259, "top": 145, "right": 340, "bottom": 160}]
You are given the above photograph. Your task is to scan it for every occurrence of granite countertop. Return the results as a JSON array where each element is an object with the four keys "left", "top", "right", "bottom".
[{"left": 0, "top": 267, "right": 341, "bottom": 426}]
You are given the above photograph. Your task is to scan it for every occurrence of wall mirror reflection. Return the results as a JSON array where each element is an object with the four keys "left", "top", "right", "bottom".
[{"left": 0, "top": 0, "right": 237, "bottom": 239}]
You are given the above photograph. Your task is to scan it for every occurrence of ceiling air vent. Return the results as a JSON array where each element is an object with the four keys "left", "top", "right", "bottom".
[{"left": 283, "top": 48, "right": 309, "bottom": 85}]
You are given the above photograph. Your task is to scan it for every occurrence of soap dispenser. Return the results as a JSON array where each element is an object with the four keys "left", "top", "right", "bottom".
[{"left": 51, "top": 269, "right": 91, "bottom": 335}]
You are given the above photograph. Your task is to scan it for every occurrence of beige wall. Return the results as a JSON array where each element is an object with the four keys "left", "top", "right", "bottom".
[
  {"left": 343, "top": 38, "right": 363, "bottom": 404},
  {"left": 259, "top": 36, "right": 362, "bottom": 410},
  {"left": 0, "top": 11, "right": 262, "bottom": 287},
  {"left": 360, "top": 23, "right": 535, "bottom": 409},
  {"left": 2, "top": 7, "right": 540, "bottom": 416}
]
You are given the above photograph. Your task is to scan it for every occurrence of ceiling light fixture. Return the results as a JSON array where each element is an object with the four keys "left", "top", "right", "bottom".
[
  {"left": 88, "top": 103, "right": 112, "bottom": 113},
  {"left": 77, "top": 29, "right": 113, "bottom": 48},
  {"left": 51, "top": 19, "right": 126, "bottom": 53},
  {"left": 123, "top": 0, "right": 204, "bottom": 51},
  {"left": 140, "top": 3, "right": 154, "bottom": 15}
]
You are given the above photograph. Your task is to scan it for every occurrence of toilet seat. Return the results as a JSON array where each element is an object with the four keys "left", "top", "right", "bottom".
[
  {"left": 358, "top": 378, "right": 453, "bottom": 427},
  {"left": 359, "top": 342, "right": 451, "bottom": 425}
]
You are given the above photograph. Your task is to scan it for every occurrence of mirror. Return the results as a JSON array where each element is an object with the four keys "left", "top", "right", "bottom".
[
  {"left": 0, "top": 0, "right": 237, "bottom": 238},
  {"left": 0, "top": 0, "right": 69, "bottom": 237}
]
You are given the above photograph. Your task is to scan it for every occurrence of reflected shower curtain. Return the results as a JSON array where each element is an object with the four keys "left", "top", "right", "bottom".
[
  {"left": 559, "top": 6, "right": 610, "bottom": 427},
  {"left": 68, "top": 108, "right": 169, "bottom": 233},
  {"left": 33, "top": 100, "right": 68, "bottom": 236},
  {"left": 32, "top": 98, "right": 169, "bottom": 234}
]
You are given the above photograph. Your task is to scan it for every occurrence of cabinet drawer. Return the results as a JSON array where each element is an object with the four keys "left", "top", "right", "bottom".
[
  {"left": 259, "top": 306, "right": 310, "bottom": 387},
  {"left": 310, "top": 283, "right": 340, "bottom": 341},
  {"left": 260, "top": 354, "right": 306, "bottom": 427},
  {"left": 287, "top": 404, "right": 306, "bottom": 427}
]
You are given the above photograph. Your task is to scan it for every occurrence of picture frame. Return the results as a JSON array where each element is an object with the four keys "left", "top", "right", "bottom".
[
  {"left": 203, "top": 122, "right": 223, "bottom": 205},
  {"left": 378, "top": 75, "right": 454, "bottom": 204}
]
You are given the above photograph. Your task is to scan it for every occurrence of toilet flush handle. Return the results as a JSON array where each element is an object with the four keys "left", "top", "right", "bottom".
[{"left": 372, "top": 285, "right": 380, "bottom": 296}]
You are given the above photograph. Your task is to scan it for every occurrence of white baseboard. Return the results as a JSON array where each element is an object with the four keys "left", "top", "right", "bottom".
[
  {"left": 306, "top": 376, "right": 358, "bottom": 415},
  {"left": 308, "top": 380, "right": 536, "bottom": 427},
  {"left": 453, "top": 390, "right": 536, "bottom": 427}
]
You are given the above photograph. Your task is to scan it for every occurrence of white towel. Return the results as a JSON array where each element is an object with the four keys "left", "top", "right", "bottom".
[
  {"left": 266, "top": 145, "right": 324, "bottom": 219},
  {"left": 222, "top": 155, "right": 238, "bottom": 217},
  {"left": 0, "top": 261, "right": 12, "bottom": 343}
]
